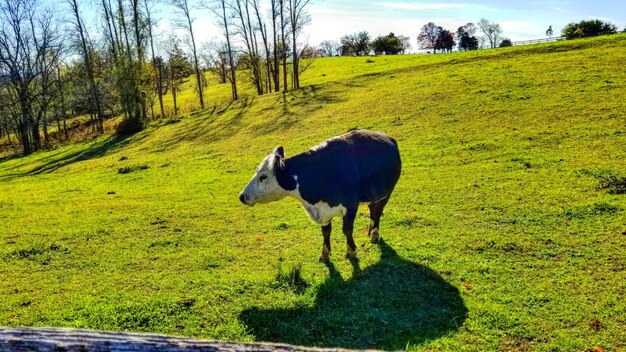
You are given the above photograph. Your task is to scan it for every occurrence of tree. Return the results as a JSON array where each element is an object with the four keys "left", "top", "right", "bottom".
[
  {"left": 288, "top": 0, "right": 311, "bottom": 89},
  {"left": 457, "top": 23, "right": 479, "bottom": 51},
  {"left": 68, "top": 0, "right": 104, "bottom": 133},
  {"left": 319, "top": 40, "right": 339, "bottom": 57},
  {"left": 546, "top": 25, "right": 553, "bottom": 38},
  {"left": 202, "top": 42, "right": 229, "bottom": 84},
  {"left": 397, "top": 35, "right": 411, "bottom": 54},
  {"left": 199, "top": 0, "right": 238, "bottom": 100},
  {"left": 371, "top": 33, "right": 403, "bottom": 55},
  {"left": 279, "top": 0, "right": 287, "bottom": 91},
  {"left": 232, "top": 0, "right": 263, "bottom": 95},
  {"left": 143, "top": 0, "right": 166, "bottom": 118},
  {"left": 562, "top": 19, "right": 617, "bottom": 39},
  {"left": 499, "top": 38, "right": 512, "bottom": 47},
  {"left": 477, "top": 18, "right": 503, "bottom": 48},
  {"left": 166, "top": 40, "right": 193, "bottom": 116},
  {"left": 0, "top": 0, "right": 62, "bottom": 155},
  {"left": 436, "top": 29, "right": 455, "bottom": 53},
  {"left": 170, "top": 0, "right": 205, "bottom": 109},
  {"left": 417, "top": 22, "right": 441, "bottom": 53},
  {"left": 340, "top": 31, "right": 370, "bottom": 56}
]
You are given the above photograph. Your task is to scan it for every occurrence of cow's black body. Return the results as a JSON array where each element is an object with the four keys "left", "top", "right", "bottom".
[
  {"left": 274, "top": 130, "right": 401, "bottom": 260},
  {"left": 276, "top": 130, "right": 401, "bottom": 209}
]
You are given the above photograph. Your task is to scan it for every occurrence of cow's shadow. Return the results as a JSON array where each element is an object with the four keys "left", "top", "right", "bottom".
[{"left": 239, "top": 240, "right": 467, "bottom": 350}]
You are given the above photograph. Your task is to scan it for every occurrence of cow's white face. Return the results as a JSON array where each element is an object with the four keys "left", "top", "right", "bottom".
[{"left": 239, "top": 146, "right": 288, "bottom": 206}]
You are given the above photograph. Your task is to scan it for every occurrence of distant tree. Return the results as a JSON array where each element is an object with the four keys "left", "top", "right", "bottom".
[
  {"left": 69, "top": 0, "right": 104, "bottom": 134},
  {"left": 202, "top": 42, "right": 229, "bottom": 84},
  {"left": 288, "top": 0, "right": 312, "bottom": 89},
  {"left": 417, "top": 22, "right": 441, "bottom": 53},
  {"left": 198, "top": 0, "right": 238, "bottom": 100},
  {"left": 319, "top": 40, "right": 339, "bottom": 57},
  {"left": 478, "top": 18, "right": 503, "bottom": 48},
  {"left": 166, "top": 40, "right": 194, "bottom": 116},
  {"left": 435, "top": 29, "right": 455, "bottom": 53},
  {"left": 170, "top": 0, "right": 204, "bottom": 109},
  {"left": 562, "top": 19, "right": 617, "bottom": 39},
  {"left": 457, "top": 23, "right": 479, "bottom": 51},
  {"left": 397, "top": 35, "right": 411, "bottom": 54},
  {"left": 371, "top": 33, "right": 403, "bottom": 55},
  {"left": 546, "top": 25, "right": 554, "bottom": 38},
  {"left": 499, "top": 38, "right": 512, "bottom": 47},
  {"left": 340, "top": 31, "right": 370, "bottom": 56}
]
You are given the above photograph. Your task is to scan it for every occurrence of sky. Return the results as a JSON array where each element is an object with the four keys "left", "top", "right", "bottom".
[
  {"left": 302, "top": 1, "right": 626, "bottom": 47},
  {"left": 72, "top": 0, "right": 626, "bottom": 53}
]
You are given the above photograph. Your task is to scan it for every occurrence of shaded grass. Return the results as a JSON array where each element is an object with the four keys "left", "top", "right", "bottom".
[{"left": 1, "top": 34, "right": 626, "bottom": 351}]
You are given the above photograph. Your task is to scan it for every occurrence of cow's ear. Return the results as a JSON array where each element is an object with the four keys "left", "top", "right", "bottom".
[
  {"left": 273, "top": 146, "right": 285, "bottom": 158},
  {"left": 272, "top": 154, "right": 285, "bottom": 172}
]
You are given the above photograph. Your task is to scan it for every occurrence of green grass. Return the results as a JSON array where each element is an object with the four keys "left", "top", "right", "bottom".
[{"left": 2, "top": 34, "right": 626, "bottom": 351}]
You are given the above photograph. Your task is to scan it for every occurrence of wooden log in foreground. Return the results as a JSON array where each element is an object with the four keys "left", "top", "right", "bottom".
[{"left": 0, "top": 327, "right": 366, "bottom": 352}]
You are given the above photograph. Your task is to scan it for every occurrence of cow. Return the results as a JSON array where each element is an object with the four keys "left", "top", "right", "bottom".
[{"left": 239, "top": 130, "right": 401, "bottom": 262}]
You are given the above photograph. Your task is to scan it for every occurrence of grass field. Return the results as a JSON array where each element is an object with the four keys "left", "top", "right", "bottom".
[{"left": 1, "top": 34, "right": 626, "bottom": 351}]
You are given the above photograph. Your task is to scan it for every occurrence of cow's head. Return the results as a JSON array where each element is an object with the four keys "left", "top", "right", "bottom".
[{"left": 239, "top": 146, "right": 288, "bottom": 206}]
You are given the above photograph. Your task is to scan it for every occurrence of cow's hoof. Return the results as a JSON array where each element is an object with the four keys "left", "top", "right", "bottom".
[
  {"left": 319, "top": 246, "right": 330, "bottom": 262},
  {"left": 345, "top": 248, "right": 357, "bottom": 259},
  {"left": 370, "top": 228, "right": 380, "bottom": 244}
]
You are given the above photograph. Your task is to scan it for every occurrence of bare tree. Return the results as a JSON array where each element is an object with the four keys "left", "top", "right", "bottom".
[
  {"left": 143, "top": 0, "right": 166, "bottom": 118},
  {"left": 478, "top": 18, "right": 503, "bottom": 49},
  {"left": 0, "top": 0, "right": 62, "bottom": 154},
  {"left": 270, "top": 0, "right": 280, "bottom": 91},
  {"left": 68, "top": 0, "right": 104, "bottom": 133},
  {"left": 232, "top": 0, "right": 263, "bottom": 95},
  {"left": 201, "top": 42, "right": 228, "bottom": 84},
  {"left": 279, "top": 0, "right": 287, "bottom": 91},
  {"left": 170, "top": 0, "right": 205, "bottom": 109},
  {"left": 287, "top": 0, "right": 310, "bottom": 89},
  {"left": 251, "top": 0, "right": 273, "bottom": 93},
  {"left": 199, "top": 0, "right": 238, "bottom": 100},
  {"left": 319, "top": 40, "right": 339, "bottom": 57},
  {"left": 417, "top": 22, "right": 441, "bottom": 53}
]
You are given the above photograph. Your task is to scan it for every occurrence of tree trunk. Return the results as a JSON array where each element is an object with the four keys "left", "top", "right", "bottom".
[
  {"left": 18, "top": 109, "right": 32, "bottom": 155},
  {"left": 272, "top": 0, "right": 279, "bottom": 92},
  {"left": 280, "top": 0, "right": 287, "bottom": 92},
  {"left": 172, "top": 87, "right": 178, "bottom": 116},
  {"left": 43, "top": 117, "right": 49, "bottom": 144},
  {"left": 179, "top": 2, "right": 205, "bottom": 110},
  {"left": 71, "top": 0, "right": 104, "bottom": 134},
  {"left": 30, "top": 120, "right": 41, "bottom": 151},
  {"left": 222, "top": 0, "right": 238, "bottom": 101},
  {"left": 144, "top": 0, "right": 165, "bottom": 119}
]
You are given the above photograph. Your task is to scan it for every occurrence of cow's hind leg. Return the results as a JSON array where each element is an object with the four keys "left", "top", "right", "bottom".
[
  {"left": 342, "top": 208, "right": 358, "bottom": 259},
  {"left": 319, "top": 223, "right": 332, "bottom": 262},
  {"left": 368, "top": 196, "right": 390, "bottom": 244}
]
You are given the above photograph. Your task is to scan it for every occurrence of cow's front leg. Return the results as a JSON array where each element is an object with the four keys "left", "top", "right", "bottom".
[
  {"left": 342, "top": 208, "right": 357, "bottom": 259},
  {"left": 319, "top": 223, "right": 332, "bottom": 262}
]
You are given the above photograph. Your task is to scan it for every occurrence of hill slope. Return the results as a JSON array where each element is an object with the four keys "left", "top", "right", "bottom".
[{"left": 1, "top": 35, "right": 626, "bottom": 351}]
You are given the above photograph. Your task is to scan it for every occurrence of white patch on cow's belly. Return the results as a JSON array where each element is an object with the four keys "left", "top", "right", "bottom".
[{"left": 301, "top": 201, "right": 346, "bottom": 225}]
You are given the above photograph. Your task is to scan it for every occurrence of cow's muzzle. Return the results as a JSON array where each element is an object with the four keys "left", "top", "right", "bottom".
[{"left": 239, "top": 192, "right": 251, "bottom": 205}]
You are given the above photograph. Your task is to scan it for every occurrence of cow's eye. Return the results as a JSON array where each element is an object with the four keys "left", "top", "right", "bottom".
[{"left": 260, "top": 174, "right": 268, "bottom": 182}]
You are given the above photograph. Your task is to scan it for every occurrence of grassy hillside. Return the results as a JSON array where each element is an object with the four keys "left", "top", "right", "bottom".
[{"left": 1, "top": 34, "right": 626, "bottom": 351}]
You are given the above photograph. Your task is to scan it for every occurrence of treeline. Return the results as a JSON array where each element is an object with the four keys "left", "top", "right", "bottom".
[
  {"left": 416, "top": 18, "right": 622, "bottom": 53},
  {"left": 416, "top": 18, "right": 510, "bottom": 53},
  {"left": 0, "top": 0, "right": 312, "bottom": 156}
]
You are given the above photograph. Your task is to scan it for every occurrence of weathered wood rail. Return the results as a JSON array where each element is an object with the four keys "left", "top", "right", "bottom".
[{"left": 0, "top": 327, "right": 368, "bottom": 352}]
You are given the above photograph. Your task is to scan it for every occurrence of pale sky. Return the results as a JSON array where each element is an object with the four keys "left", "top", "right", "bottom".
[{"left": 70, "top": 0, "right": 626, "bottom": 53}]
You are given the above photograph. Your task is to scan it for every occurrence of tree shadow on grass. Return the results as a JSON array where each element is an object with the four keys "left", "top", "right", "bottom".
[
  {"left": 0, "top": 134, "right": 142, "bottom": 179},
  {"left": 240, "top": 240, "right": 467, "bottom": 350}
]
